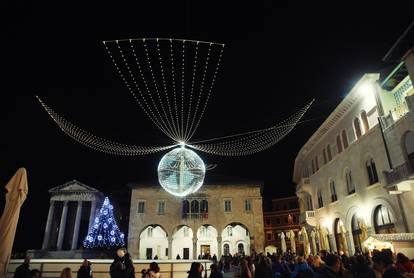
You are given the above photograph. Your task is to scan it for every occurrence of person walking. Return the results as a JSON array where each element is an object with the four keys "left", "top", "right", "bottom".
[
  {"left": 14, "top": 257, "right": 31, "bottom": 278},
  {"left": 77, "top": 259, "right": 92, "bottom": 278},
  {"left": 60, "top": 268, "right": 72, "bottom": 278},
  {"left": 110, "top": 248, "right": 135, "bottom": 278},
  {"left": 208, "top": 264, "right": 223, "bottom": 278},
  {"left": 239, "top": 259, "right": 252, "bottom": 278},
  {"left": 144, "top": 262, "right": 161, "bottom": 278},
  {"left": 187, "top": 262, "right": 202, "bottom": 278}
]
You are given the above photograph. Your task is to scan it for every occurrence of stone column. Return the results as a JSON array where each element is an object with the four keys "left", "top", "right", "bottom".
[
  {"left": 88, "top": 200, "right": 97, "bottom": 230},
  {"left": 193, "top": 237, "right": 197, "bottom": 260},
  {"left": 168, "top": 235, "right": 173, "bottom": 259},
  {"left": 41, "top": 201, "right": 55, "bottom": 250},
  {"left": 71, "top": 201, "right": 83, "bottom": 250},
  {"left": 57, "top": 201, "right": 69, "bottom": 250},
  {"left": 217, "top": 235, "right": 222, "bottom": 258}
]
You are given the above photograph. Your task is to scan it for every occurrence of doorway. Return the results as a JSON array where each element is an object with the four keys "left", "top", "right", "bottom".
[
  {"left": 146, "top": 248, "right": 153, "bottom": 259},
  {"left": 201, "top": 245, "right": 210, "bottom": 257},
  {"left": 183, "top": 248, "right": 190, "bottom": 259}
]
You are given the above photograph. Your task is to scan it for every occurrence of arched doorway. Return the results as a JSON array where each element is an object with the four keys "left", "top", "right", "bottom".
[
  {"left": 223, "top": 243, "right": 230, "bottom": 256},
  {"left": 139, "top": 225, "right": 168, "bottom": 259},
  {"left": 265, "top": 245, "right": 277, "bottom": 255},
  {"left": 221, "top": 223, "right": 250, "bottom": 256},
  {"left": 197, "top": 225, "right": 218, "bottom": 258},
  {"left": 238, "top": 243, "right": 245, "bottom": 255},
  {"left": 172, "top": 225, "right": 193, "bottom": 260},
  {"left": 374, "top": 205, "right": 396, "bottom": 234}
]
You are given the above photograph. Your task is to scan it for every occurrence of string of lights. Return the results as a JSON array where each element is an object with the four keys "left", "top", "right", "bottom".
[
  {"left": 36, "top": 96, "right": 175, "bottom": 155},
  {"left": 188, "top": 100, "right": 314, "bottom": 156}
]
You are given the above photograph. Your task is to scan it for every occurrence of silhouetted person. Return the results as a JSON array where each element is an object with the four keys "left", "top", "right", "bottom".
[
  {"left": 14, "top": 257, "right": 31, "bottom": 278},
  {"left": 77, "top": 259, "right": 92, "bottom": 278}
]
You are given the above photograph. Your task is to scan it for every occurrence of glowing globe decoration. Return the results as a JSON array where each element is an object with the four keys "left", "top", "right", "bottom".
[{"left": 158, "top": 146, "right": 206, "bottom": 197}]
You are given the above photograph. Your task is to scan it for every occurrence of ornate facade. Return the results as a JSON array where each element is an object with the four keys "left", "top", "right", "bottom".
[
  {"left": 293, "top": 34, "right": 414, "bottom": 257},
  {"left": 127, "top": 182, "right": 265, "bottom": 259}
]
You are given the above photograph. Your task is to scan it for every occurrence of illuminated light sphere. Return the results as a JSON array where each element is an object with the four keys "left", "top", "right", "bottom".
[
  {"left": 110, "top": 230, "right": 115, "bottom": 235},
  {"left": 103, "top": 223, "right": 108, "bottom": 229},
  {"left": 108, "top": 218, "right": 113, "bottom": 223},
  {"left": 111, "top": 237, "right": 116, "bottom": 242},
  {"left": 94, "top": 217, "right": 99, "bottom": 223},
  {"left": 120, "top": 233, "right": 125, "bottom": 239},
  {"left": 157, "top": 146, "right": 206, "bottom": 197},
  {"left": 98, "top": 235, "right": 103, "bottom": 241},
  {"left": 94, "top": 224, "right": 99, "bottom": 229},
  {"left": 103, "top": 209, "right": 108, "bottom": 215}
]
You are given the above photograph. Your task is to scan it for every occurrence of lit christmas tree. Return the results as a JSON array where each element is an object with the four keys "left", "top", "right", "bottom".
[{"left": 83, "top": 197, "right": 125, "bottom": 248}]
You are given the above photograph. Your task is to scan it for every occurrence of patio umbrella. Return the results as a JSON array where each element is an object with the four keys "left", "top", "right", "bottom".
[
  {"left": 300, "top": 227, "right": 310, "bottom": 257},
  {"left": 0, "top": 168, "right": 28, "bottom": 277},
  {"left": 280, "top": 232, "right": 287, "bottom": 254},
  {"left": 287, "top": 230, "right": 296, "bottom": 254},
  {"left": 310, "top": 230, "right": 317, "bottom": 255}
]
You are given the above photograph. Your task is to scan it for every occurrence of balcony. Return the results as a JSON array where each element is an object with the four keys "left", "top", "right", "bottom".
[
  {"left": 296, "top": 178, "right": 310, "bottom": 192},
  {"left": 299, "top": 210, "right": 316, "bottom": 227},
  {"left": 385, "top": 162, "right": 414, "bottom": 185}
]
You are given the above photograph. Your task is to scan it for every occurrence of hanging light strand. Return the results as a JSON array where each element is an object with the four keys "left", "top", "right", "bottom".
[
  {"left": 185, "top": 43, "right": 212, "bottom": 142},
  {"left": 188, "top": 100, "right": 313, "bottom": 156},
  {"left": 36, "top": 96, "right": 174, "bottom": 155}
]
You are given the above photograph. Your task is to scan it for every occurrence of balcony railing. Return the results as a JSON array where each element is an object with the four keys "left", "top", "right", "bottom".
[
  {"left": 299, "top": 210, "right": 316, "bottom": 226},
  {"left": 384, "top": 162, "right": 414, "bottom": 185},
  {"left": 182, "top": 212, "right": 208, "bottom": 219}
]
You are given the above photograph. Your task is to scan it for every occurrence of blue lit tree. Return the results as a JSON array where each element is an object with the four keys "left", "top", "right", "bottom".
[{"left": 83, "top": 197, "right": 125, "bottom": 248}]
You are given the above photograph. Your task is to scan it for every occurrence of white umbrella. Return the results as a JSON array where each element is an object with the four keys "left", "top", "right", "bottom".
[
  {"left": 300, "top": 227, "right": 310, "bottom": 258},
  {"left": 287, "top": 230, "right": 296, "bottom": 254},
  {"left": 310, "top": 230, "right": 317, "bottom": 255},
  {"left": 280, "top": 232, "right": 287, "bottom": 254},
  {"left": 0, "top": 168, "right": 28, "bottom": 277}
]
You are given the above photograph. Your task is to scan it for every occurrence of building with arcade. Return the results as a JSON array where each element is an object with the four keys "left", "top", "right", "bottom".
[
  {"left": 293, "top": 26, "right": 414, "bottom": 257},
  {"left": 127, "top": 181, "right": 265, "bottom": 260}
]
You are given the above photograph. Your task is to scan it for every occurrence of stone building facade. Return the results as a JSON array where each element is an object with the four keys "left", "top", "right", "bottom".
[
  {"left": 127, "top": 182, "right": 265, "bottom": 260},
  {"left": 293, "top": 30, "right": 414, "bottom": 257},
  {"left": 263, "top": 196, "right": 301, "bottom": 254}
]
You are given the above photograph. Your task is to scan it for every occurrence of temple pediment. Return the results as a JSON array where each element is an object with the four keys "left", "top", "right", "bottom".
[{"left": 49, "top": 180, "right": 100, "bottom": 194}]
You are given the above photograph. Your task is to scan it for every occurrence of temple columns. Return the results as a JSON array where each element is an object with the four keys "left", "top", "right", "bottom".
[
  {"left": 57, "top": 201, "right": 69, "bottom": 250},
  {"left": 41, "top": 201, "right": 55, "bottom": 250},
  {"left": 71, "top": 201, "right": 83, "bottom": 249}
]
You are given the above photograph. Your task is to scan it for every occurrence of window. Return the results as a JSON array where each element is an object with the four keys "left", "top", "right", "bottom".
[
  {"left": 345, "top": 170, "right": 355, "bottom": 194},
  {"left": 323, "top": 148, "right": 327, "bottom": 164},
  {"left": 342, "top": 130, "right": 349, "bottom": 149},
  {"left": 244, "top": 199, "right": 252, "bottom": 212},
  {"left": 265, "top": 218, "right": 271, "bottom": 225},
  {"left": 351, "top": 215, "right": 362, "bottom": 253},
  {"left": 336, "top": 136, "right": 343, "bottom": 154},
  {"left": 361, "top": 111, "right": 369, "bottom": 133},
  {"left": 276, "top": 218, "right": 281, "bottom": 224},
  {"left": 138, "top": 201, "right": 145, "bottom": 213},
  {"left": 284, "top": 216, "right": 288, "bottom": 223},
  {"left": 157, "top": 201, "right": 165, "bottom": 215},
  {"left": 366, "top": 158, "right": 379, "bottom": 185},
  {"left": 317, "top": 190, "right": 324, "bottom": 208},
  {"left": 374, "top": 205, "right": 395, "bottom": 234},
  {"left": 306, "top": 194, "right": 313, "bottom": 210},
  {"left": 148, "top": 227, "right": 153, "bottom": 237},
  {"left": 182, "top": 200, "right": 190, "bottom": 214},
  {"left": 165, "top": 248, "right": 168, "bottom": 257},
  {"left": 200, "top": 200, "right": 208, "bottom": 213},
  {"left": 315, "top": 156, "right": 319, "bottom": 171},
  {"left": 227, "top": 226, "right": 233, "bottom": 237},
  {"left": 354, "top": 118, "right": 362, "bottom": 139},
  {"left": 311, "top": 159, "right": 315, "bottom": 174},
  {"left": 327, "top": 145, "right": 332, "bottom": 161},
  {"left": 330, "top": 180, "right": 337, "bottom": 202},
  {"left": 191, "top": 200, "right": 199, "bottom": 213},
  {"left": 238, "top": 243, "right": 245, "bottom": 255},
  {"left": 224, "top": 200, "right": 232, "bottom": 212}
]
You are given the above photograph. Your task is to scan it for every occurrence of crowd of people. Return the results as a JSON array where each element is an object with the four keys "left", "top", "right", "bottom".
[
  {"left": 12, "top": 248, "right": 414, "bottom": 278},
  {"left": 212, "top": 249, "right": 414, "bottom": 278}
]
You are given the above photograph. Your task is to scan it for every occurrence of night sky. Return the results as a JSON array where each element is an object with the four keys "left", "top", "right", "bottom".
[{"left": 2, "top": 1, "right": 413, "bottom": 252}]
